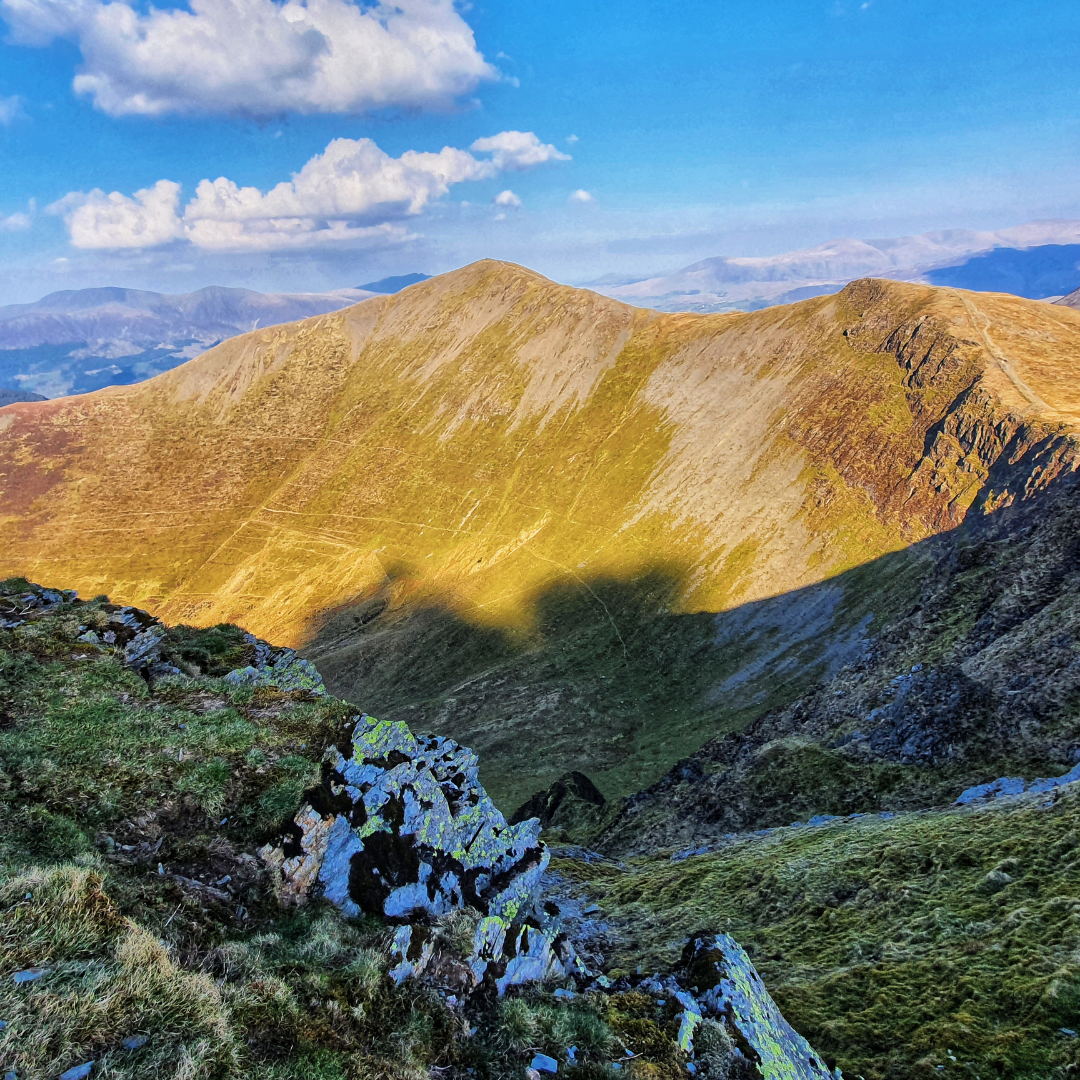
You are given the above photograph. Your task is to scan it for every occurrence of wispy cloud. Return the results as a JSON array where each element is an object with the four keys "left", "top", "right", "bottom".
[
  {"left": 0, "top": 0, "right": 493, "bottom": 117},
  {"left": 0, "top": 95, "right": 24, "bottom": 125},
  {"left": 493, "top": 190, "right": 522, "bottom": 208},
  {"left": 0, "top": 210, "right": 31, "bottom": 232},
  {"left": 569, "top": 189, "right": 595, "bottom": 203}
]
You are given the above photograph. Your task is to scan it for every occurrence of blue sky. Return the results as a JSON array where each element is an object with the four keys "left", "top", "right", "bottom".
[{"left": 0, "top": 0, "right": 1078, "bottom": 302}]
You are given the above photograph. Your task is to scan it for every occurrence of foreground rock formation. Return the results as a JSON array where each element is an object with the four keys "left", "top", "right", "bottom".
[
  {"left": 258, "top": 707, "right": 840, "bottom": 1077},
  {"left": 3, "top": 578, "right": 1076, "bottom": 1078},
  {"left": 260, "top": 716, "right": 550, "bottom": 926}
]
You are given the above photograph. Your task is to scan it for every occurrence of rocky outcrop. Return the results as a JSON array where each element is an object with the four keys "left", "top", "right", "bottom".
[
  {"left": 258, "top": 715, "right": 574, "bottom": 995},
  {"left": 510, "top": 770, "right": 608, "bottom": 838},
  {"left": 0, "top": 581, "right": 325, "bottom": 692},
  {"left": 261, "top": 715, "right": 548, "bottom": 922},
  {"left": 223, "top": 633, "right": 325, "bottom": 694},
  {"left": 593, "top": 463, "right": 1080, "bottom": 856},
  {"left": 1055, "top": 286, "right": 1080, "bottom": 310},
  {"left": 257, "top": 711, "right": 841, "bottom": 1073},
  {"left": 679, "top": 936, "right": 840, "bottom": 1079},
  {"left": 955, "top": 762, "right": 1080, "bottom": 804}
]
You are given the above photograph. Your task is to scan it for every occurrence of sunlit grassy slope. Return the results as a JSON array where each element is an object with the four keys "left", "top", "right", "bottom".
[{"left": 1, "top": 262, "right": 1078, "bottom": 805}]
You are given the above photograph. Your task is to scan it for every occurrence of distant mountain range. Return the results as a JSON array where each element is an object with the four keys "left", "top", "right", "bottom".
[
  {"left": 0, "top": 280, "right": 422, "bottom": 398},
  {"left": 591, "top": 219, "right": 1080, "bottom": 312},
  {"left": 357, "top": 273, "right": 431, "bottom": 293}
]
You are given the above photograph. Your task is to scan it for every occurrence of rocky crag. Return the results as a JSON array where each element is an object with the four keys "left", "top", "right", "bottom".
[{"left": 583, "top": 460, "right": 1080, "bottom": 855}]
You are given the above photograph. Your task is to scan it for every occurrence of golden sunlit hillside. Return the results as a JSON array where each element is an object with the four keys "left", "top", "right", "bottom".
[{"left": 1, "top": 261, "right": 1079, "bottom": 803}]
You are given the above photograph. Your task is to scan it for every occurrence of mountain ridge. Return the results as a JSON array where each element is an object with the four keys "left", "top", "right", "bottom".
[{"left": 1, "top": 260, "right": 1079, "bottom": 806}]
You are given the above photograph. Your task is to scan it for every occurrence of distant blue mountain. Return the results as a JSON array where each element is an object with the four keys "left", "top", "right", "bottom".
[
  {"left": 594, "top": 220, "right": 1080, "bottom": 313},
  {"left": 357, "top": 273, "right": 431, "bottom": 293},
  {"left": 0, "top": 387, "right": 45, "bottom": 408},
  {"left": 925, "top": 244, "right": 1080, "bottom": 297},
  {"left": 0, "top": 283, "right": 373, "bottom": 398}
]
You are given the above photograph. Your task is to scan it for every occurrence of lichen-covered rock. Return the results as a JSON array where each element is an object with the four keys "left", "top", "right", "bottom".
[
  {"left": 386, "top": 913, "right": 568, "bottom": 996},
  {"left": 680, "top": 935, "right": 840, "bottom": 1079},
  {"left": 222, "top": 632, "right": 326, "bottom": 694},
  {"left": 261, "top": 715, "right": 549, "bottom": 923},
  {"left": 260, "top": 714, "right": 569, "bottom": 996}
]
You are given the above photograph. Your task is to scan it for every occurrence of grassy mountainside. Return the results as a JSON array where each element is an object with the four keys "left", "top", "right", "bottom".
[
  {"left": 0, "top": 263, "right": 1079, "bottom": 806},
  {"left": 556, "top": 785, "right": 1080, "bottom": 1080},
  {"left": 1, "top": 583, "right": 1077, "bottom": 1080}
]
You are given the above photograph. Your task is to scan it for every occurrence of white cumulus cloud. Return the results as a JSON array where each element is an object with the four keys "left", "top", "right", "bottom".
[
  {"left": 569, "top": 189, "right": 595, "bottom": 203},
  {"left": 51, "top": 180, "right": 187, "bottom": 248},
  {"left": 469, "top": 131, "right": 570, "bottom": 171},
  {"left": 0, "top": 0, "right": 494, "bottom": 117},
  {"left": 51, "top": 131, "right": 567, "bottom": 251}
]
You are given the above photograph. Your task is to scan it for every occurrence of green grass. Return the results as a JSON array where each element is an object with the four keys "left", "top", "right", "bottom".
[
  {"left": 0, "top": 586, "right": 644, "bottom": 1080},
  {"left": 564, "top": 788, "right": 1080, "bottom": 1080}
]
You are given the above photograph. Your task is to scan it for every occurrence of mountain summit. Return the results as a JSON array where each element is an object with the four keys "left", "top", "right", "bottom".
[{"left": 1, "top": 260, "right": 1079, "bottom": 804}]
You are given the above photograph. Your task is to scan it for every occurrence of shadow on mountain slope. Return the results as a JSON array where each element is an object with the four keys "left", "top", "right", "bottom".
[{"left": 309, "top": 459, "right": 1080, "bottom": 823}]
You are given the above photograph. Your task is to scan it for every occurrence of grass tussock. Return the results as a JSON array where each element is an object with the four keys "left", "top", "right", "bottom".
[{"left": 0, "top": 863, "right": 237, "bottom": 1079}]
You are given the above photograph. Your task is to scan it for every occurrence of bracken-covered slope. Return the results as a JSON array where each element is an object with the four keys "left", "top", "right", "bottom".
[{"left": 1, "top": 261, "right": 1079, "bottom": 806}]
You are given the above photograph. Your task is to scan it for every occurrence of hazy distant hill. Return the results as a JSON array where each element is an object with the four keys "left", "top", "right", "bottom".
[
  {"left": 1058, "top": 284, "right": 1080, "bottom": 309},
  {"left": 0, "top": 387, "right": 45, "bottom": 408},
  {"left": 594, "top": 219, "right": 1080, "bottom": 312},
  {"left": 357, "top": 273, "right": 431, "bottom": 293},
  {"left": 0, "top": 283, "right": 378, "bottom": 397}
]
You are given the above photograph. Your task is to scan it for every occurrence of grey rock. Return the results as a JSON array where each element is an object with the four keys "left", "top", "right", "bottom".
[
  {"left": 58, "top": 1064, "right": 93, "bottom": 1080},
  {"left": 956, "top": 762, "right": 1080, "bottom": 804},
  {"left": 680, "top": 935, "right": 840, "bottom": 1079},
  {"left": 223, "top": 633, "right": 325, "bottom": 695},
  {"left": 977, "top": 869, "right": 1014, "bottom": 894}
]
